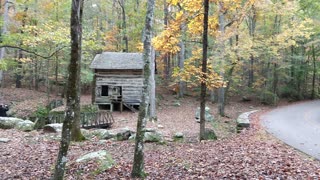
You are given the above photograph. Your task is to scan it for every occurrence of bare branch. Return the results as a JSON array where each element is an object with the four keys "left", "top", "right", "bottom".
[{"left": 0, "top": 45, "right": 67, "bottom": 59}]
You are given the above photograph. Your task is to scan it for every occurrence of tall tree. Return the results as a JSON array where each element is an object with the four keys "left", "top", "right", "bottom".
[
  {"left": 217, "top": 1, "right": 226, "bottom": 116},
  {"left": 131, "top": 0, "right": 155, "bottom": 177},
  {"left": 0, "top": 0, "right": 10, "bottom": 86},
  {"left": 52, "top": 0, "right": 84, "bottom": 179},
  {"left": 199, "top": 0, "right": 209, "bottom": 141}
]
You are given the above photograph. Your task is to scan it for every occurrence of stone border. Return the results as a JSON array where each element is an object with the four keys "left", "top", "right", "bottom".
[{"left": 236, "top": 110, "right": 259, "bottom": 130}]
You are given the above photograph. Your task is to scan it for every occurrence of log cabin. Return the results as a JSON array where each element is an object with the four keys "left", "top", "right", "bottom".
[{"left": 90, "top": 52, "right": 144, "bottom": 112}]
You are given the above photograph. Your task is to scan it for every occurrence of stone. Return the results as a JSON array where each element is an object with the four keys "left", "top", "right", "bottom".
[
  {"left": 144, "top": 131, "right": 163, "bottom": 143},
  {"left": 173, "top": 132, "right": 184, "bottom": 142},
  {"left": 172, "top": 101, "right": 181, "bottom": 107},
  {"left": 15, "top": 120, "right": 35, "bottom": 132},
  {"left": 203, "top": 128, "right": 217, "bottom": 140},
  {"left": 0, "top": 138, "right": 10, "bottom": 143},
  {"left": 0, "top": 117, "right": 24, "bottom": 129},
  {"left": 144, "top": 128, "right": 156, "bottom": 132},
  {"left": 157, "top": 124, "right": 164, "bottom": 129},
  {"left": 92, "top": 129, "right": 113, "bottom": 140},
  {"left": 195, "top": 107, "right": 214, "bottom": 122},
  {"left": 109, "top": 127, "right": 135, "bottom": 141},
  {"left": 81, "top": 129, "right": 93, "bottom": 139},
  {"left": 174, "top": 132, "right": 184, "bottom": 138},
  {"left": 236, "top": 110, "right": 258, "bottom": 129},
  {"left": 129, "top": 130, "right": 164, "bottom": 143},
  {"left": 43, "top": 123, "right": 62, "bottom": 133},
  {"left": 76, "top": 150, "right": 114, "bottom": 171}
]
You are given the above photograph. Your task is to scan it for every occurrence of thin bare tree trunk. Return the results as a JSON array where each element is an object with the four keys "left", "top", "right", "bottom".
[
  {"left": 149, "top": 48, "right": 156, "bottom": 119},
  {"left": 119, "top": 0, "right": 128, "bottom": 52},
  {"left": 199, "top": 0, "right": 209, "bottom": 141},
  {"left": 218, "top": 2, "right": 226, "bottom": 116},
  {"left": 163, "top": 0, "right": 170, "bottom": 84},
  {"left": 311, "top": 45, "right": 316, "bottom": 99},
  {"left": 53, "top": 0, "right": 84, "bottom": 179},
  {"left": 0, "top": 0, "right": 10, "bottom": 86},
  {"left": 178, "top": 23, "right": 186, "bottom": 97},
  {"left": 131, "top": 0, "right": 155, "bottom": 177}
]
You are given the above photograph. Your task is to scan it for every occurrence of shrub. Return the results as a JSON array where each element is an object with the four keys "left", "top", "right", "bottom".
[{"left": 259, "top": 90, "right": 279, "bottom": 105}]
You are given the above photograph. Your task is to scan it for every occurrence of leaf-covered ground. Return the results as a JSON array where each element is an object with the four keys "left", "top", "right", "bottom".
[{"left": 0, "top": 87, "right": 319, "bottom": 179}]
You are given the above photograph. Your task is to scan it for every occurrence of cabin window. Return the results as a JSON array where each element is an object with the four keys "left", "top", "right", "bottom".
[{"left": 101, "top": 86, "right": 109, "bottom": 96}]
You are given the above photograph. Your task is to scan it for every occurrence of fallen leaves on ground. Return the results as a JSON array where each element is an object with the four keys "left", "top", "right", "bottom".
[
  {"left": 0, "top": 87, "right": 319, "bottom": 179},
  {"left": 0, "top": 111, "right": 319, "bottom": 179}
]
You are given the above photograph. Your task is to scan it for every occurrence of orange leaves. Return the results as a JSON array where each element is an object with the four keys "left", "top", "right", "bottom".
[
  {"left": 103, "top": 27, "right": 120, "bottom": 52},
  {"left": 152, "top": 30, "right": 181, "bottom": 54},
  {"left": 181, "top": 0, "right": 203, "bottom": 13},
  {"left": 152, "top": 10, "right": 184, "bottom": 54},
  {"left": 173, "top": 49, "right": 225, "bottom": 90}
]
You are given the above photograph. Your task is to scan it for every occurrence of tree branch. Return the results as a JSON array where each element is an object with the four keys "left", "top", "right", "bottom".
[{"left": 0, "top": 45, "right": 67, "bottom": 59}]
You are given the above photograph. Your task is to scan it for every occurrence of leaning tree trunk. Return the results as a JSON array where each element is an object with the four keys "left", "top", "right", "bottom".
[
  {"left": 52, "top": 0, "right": 84, "bottom": 179},
  {"left": 199, "top": 0, "right": 209, "bottom": 141},
  {"left": 131, "top": 0, "right": 155, "bottom": 178}
]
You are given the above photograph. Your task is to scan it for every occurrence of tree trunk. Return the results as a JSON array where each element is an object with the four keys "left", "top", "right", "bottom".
[
  {"left": 52, "top": 0, "right": 84, "bottom": 179},
  {"left": 16, "top": 6, "right": 28, "bottom": 88},
  {"left": 178, "top": 23, "right": 186, "bottom": 98},
  {"left": 272, "top": 63, "right": 278, "bottom": 97},
  {"left": 0, "top": 0, "right": 10, "bottom": 86},
  {"left": 131, "top": 0, "right": 155, "bottom": 177},
  {"left": 119, "top": 0, "right": 128, "bottom": 52},
  {"left": 163, "top": 0, "right": 170, "bottom": 84},
  {"left": 248, "top": 55, "right": 254, "bottom": 87},
  {"left": 247, "top": 6, "right": 256, "bottom": 88},
  {"left": 149, "top": 48, "right": 156, "bottom": 120},
  {"left": 70, "top": 0, "right": 85, "bottom": 142},
  {"left": 218, "top": 2, "right": 225, "bottom": 117},
  {"left": 311, "top": 45, "right": 316, "bottom": 99},
  {"left": 199, "top": 0, "right": 209, "bottom": 141}
]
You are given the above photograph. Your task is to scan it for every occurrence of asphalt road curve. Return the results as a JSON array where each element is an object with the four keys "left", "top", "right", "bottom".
[{"left": 261, "top": 100, "right": 320, "bottom": 160}]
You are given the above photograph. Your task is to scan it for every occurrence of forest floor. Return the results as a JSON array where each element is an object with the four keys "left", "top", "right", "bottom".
[{"left": 0, "top": 87, "right": 319, "bottom": 179}]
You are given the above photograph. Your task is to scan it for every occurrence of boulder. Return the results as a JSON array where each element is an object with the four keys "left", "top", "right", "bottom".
[
  {"left": 15, "top": 120, "right": 35, "bottom": 132},
  {"left": 129, "top": 129, "right": 164, "bottom": 143},
  {"left": 0, "top": 117, "right": 24, "bottom": 129},
  {"left": 76, "top": 150, "right": 114, "bottom": 171},
  {"left": 109, "top": 127, "right": 135, "bottom": 141},
  {"left": 81, "top": 129, "right": 93, "bottom": 139},
  {"left": 144, "top": 131, "right": 163, "bottom": 143},
  {"left": 43, "top": 123, "right": 62, "bottom": 133},
  {"left": 0, "top": 138, "right": 10, "bottom": 143},
  {"left": 203, "top": 128, "right": 217, "bottom": 140},
  {"left": 174, "top": 132, "right": 184, "bottom": 139},
  {"left": 157, "top": 124, "right": 164, "bottom": 129},
  {"left": 92, "top": 129, "right": 113, "bottom": 140},
  {"left": 144, "top": 128, "right": 156, "bottom": 132},
  {"left": 195, "top": 107, "right": 214, "bottom": 122},
  {"left": 172, "top": 101, "right": 181, "bottom": 107},
  {"left": 236, "top": 110, "right": 258, "bottom": 129},
  {"left": 173, "top": 132, "right": 184, "bottom": 142}
]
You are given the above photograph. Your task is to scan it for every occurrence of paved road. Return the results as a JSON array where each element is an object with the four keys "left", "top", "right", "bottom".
[{"left": 261, "top": 100, "right": 320, "bottom": 160}]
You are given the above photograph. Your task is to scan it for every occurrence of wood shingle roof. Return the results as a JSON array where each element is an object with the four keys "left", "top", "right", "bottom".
[{"left": 90, "top": 52, "right": 143, "bottom": 70}]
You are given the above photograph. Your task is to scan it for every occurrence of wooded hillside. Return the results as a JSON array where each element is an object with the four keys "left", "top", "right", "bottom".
[{"left": 0, "top": 0, "right": 319, "bottom": 104}]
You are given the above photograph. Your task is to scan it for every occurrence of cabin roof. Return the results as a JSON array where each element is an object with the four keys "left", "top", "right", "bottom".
[{"left": 90, "top": 52, "right": 143, "bottom": 70}]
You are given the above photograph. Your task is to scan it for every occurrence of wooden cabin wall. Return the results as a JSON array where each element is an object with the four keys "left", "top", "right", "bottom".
[{"left": 95, "top": 69, "right": 143, "bottom": 104}]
